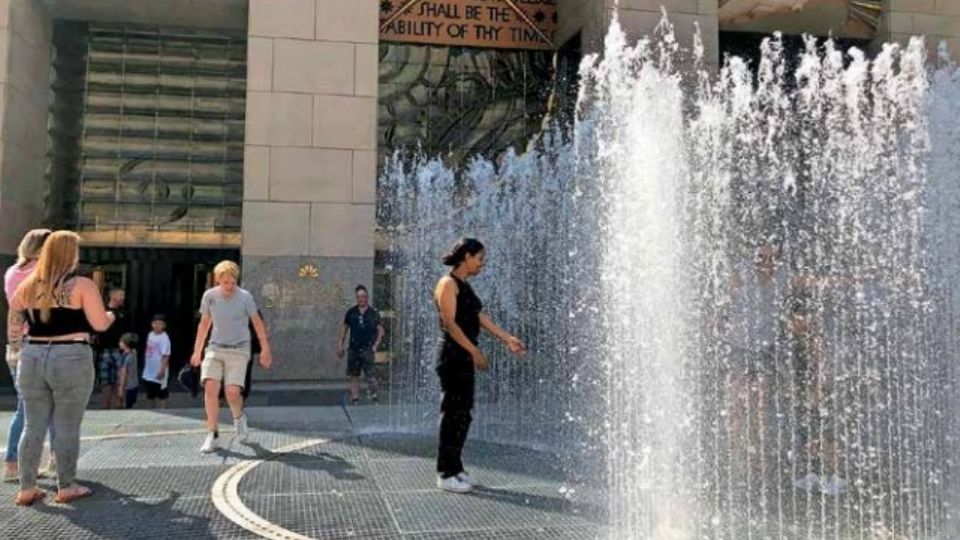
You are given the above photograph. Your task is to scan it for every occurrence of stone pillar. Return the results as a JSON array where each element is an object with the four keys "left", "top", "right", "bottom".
[
  {"left": 882, "top": 0, "right": 960, "bottom": 58},
  {"left": 0, "top": 0, "right": 51, "bottom": 388},
  {"left": 556, "top": 0, "right": 605, "bottom": 50},
  {"left": 243, "top": 0, "right": 378, "bottom": 380},
  {"left": 0, "top": 0, "right": 52, "bottom": 260},
  {"left": 557, "top": 0, "right": 719, "bottom": 65}
]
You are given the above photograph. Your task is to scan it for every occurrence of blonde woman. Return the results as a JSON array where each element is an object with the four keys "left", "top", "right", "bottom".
[
  {"left": 7, "top": 231, "right": 114, "bottom": 505},
  {"left": 4, "top": 229, "right": 54, "bottom": 482},
  {"left": 190, "top": 261, "right": 272, "bottom": 453}
]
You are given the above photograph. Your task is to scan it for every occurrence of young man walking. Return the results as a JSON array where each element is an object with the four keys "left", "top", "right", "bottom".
[
  {"left": 337, "top": 285, "right": 384, "bottom": 404},
  {"left": 190, "top": 261, "right": 272, "bottom": 453}
]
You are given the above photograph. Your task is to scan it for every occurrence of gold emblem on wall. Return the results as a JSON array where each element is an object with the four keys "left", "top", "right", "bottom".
[
  {"left": 719, "top": 0, "right": 884, "bottom": 40},
  {"left": 298, "top": 263, "right": 319, "bottom": 279},
  {"left": 379, "top": 0, "right": 557, "bottom": 50}
]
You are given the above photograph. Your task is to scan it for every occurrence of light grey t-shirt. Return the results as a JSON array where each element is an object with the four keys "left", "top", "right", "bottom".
[{"left": 200, "top": 286, "right": 258, "bottom": 350}]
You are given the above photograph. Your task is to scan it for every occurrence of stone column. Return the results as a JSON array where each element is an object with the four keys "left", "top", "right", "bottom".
[
  {"left": 243, "top": 0, "right": 379, "bottom": 380},
  {"left": 882, "top": 0, "right": 960, "bottom": 58},
  {"left": 0, "top": 0, "right": 51, "bottom": 388},
  {"left": 0, "top": 0, "right": 52, "bottom": 261},
  {"left": 556, "top": 0, "right": 605, "bottom": 50},
  {"left": 557, "top": 0, "right": 719, "bottom": 65}
]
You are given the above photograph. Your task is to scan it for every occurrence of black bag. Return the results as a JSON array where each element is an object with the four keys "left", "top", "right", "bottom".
[{"left": 177, "top": 365, "right": 201, "bottom": 397}]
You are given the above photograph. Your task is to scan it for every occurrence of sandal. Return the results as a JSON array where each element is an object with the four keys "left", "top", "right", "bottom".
[
  {"left": 14, "top": 489, "right": 46, "bottom": 506},
  {"left": 54, "top": 485, "right": 93, "bottom": 504}
]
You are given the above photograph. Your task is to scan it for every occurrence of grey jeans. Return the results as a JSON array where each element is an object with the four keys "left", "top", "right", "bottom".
[{"left": 16, "top": 342, "right": 94, "bottom": 490}]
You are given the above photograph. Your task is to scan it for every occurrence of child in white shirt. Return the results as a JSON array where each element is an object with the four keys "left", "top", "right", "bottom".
[{"left": 142, "top": 314, "right": 172, "bottom": 409}]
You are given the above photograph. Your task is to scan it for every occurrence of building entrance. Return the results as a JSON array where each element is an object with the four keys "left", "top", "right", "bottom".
[{"left": 79, "top": 247, "right": 239, "bottom": 382}]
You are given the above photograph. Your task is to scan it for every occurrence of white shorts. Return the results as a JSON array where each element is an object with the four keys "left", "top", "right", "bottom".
[{"left": 200, "top": 348, "right": 250, "bottom": 388}]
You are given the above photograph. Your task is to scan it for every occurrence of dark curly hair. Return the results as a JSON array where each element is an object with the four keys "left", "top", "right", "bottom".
[{"left": 441, "top": 238, "right": 485, "bottom": 267}]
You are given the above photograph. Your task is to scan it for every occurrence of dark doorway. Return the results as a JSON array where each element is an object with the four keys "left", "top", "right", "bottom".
[
  {"left": 719, "top": 31, "right": 872, "bottom": 84},
  {"left": 79, "top": 247, "right": 239, "bottom": 383},
  {"left": 551, "top": 31, "right": 582, "bottom": 132}
]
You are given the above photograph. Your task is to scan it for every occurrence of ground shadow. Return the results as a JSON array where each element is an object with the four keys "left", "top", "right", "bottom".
[
  {"left": 468, "top": 485, "right": 607, "bottom": 524},
  {"left": 23, "top": 482, "right": 220, "bottom": 539},
  {"left": 214, "top": 439, "right": 367, "bottom": 482},
  {"left": 353, "top": 432, "right": 569, "bottom": 481}
]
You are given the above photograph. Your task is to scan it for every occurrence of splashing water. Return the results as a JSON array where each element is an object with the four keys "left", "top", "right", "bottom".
[{"left": 379, "top": 13, "right": 960, "bottom": 540}]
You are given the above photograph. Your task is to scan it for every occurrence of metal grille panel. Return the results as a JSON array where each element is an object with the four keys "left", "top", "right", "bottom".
[{"left": 48, "top": 23, "right": 246, "bottom": 247}]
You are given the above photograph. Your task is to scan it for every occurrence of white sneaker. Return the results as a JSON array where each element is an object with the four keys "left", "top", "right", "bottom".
[
  {"left": 457, "top": 472, "right": 477, "bottom": 487},
  {"left": 437, "top": 475, "right": 473, "bottom": 493},
  {"left": 200, "top": 432, "right": 219, "bottom": 454},
  {"left": 234, "top": 415, "right": 249, "bottom": 442}
]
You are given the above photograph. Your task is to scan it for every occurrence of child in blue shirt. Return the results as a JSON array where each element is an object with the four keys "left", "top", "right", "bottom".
[{"left": 117, "top": 333, "right": 140, "bottom": 410}]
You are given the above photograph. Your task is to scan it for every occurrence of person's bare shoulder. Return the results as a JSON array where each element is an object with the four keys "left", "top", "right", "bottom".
[
  {"left": 69, "top": 275, "right": 97, "bottom": 288},
  {"left": 436, "top": 275, "right": 459, "bottom": 294},
  {"left": 65, "top": 275, "right": 98, "bottom": 297}
]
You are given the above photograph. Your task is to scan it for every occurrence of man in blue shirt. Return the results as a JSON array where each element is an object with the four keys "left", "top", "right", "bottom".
[{"left": 337, "top": 285, "right": 384, "bottom": 404}]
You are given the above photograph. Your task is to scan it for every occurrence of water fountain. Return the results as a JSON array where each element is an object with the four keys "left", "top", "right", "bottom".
[{"left": 378, "top": 12, "right": 960, "bottom": 540}]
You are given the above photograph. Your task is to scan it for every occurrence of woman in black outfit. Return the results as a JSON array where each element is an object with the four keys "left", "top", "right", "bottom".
[{"left": 433, "top": 238, "right": 525, "bottom": 493}]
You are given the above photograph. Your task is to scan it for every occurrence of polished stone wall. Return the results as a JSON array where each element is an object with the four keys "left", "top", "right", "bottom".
[{"left": 242, "top": 255, "right": 373, "bottom": 381}]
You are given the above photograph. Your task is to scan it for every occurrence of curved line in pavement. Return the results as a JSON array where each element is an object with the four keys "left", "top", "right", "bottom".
[
  {"left": 72, "top": 426, "right": 328, "bottom": 540},
  {"left": 211, "top": 438, "right": 330, "bottom": 540},
  {"left": 79, "top": 428, "right": 219, "bottom": 442}
]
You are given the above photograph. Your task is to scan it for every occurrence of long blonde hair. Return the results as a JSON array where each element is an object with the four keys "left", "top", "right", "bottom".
[
  {"left": 15, "top": 228, "right": 51, "bottom": 268},
  {"left": 16, "top": 231, "right": 82, "bottom": 323}
]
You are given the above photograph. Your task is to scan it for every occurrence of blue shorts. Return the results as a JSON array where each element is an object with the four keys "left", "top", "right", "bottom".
[{"left": 99, "top": 349, "right": 122, "bottom": 386}]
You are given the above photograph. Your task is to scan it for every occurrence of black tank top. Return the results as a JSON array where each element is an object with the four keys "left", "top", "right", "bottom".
[
  {"left": 27, "top": 307, "right": 95, "bottom": 337},
  {"left": 441, "top": 273, "right": 483, "bottom": 347},
  {"left": 25, "top": 276, "right": 96, "bottom": 337}
]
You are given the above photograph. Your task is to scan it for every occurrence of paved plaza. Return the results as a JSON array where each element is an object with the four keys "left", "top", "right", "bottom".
[{"left": 0, "top": 405, "right": 603, "bottom": 539}]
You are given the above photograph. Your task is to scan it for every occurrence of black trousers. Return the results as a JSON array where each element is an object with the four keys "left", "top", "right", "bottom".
[
  {"left": 124, "top": 388, "right": 138, "bottom": 409},
  {"left": 436, "top": 347, "right": 475, "bottom": 478}
]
